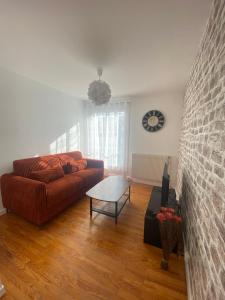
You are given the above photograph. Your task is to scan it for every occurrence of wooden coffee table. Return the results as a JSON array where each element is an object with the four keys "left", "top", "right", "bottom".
[{"left": 86, "top": 176, "right": 131, "bottom": 224}]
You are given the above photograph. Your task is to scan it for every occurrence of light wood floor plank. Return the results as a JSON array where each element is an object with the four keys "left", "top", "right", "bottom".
[{"left": 0, "top": 183, "right": 187, "bottom": 299}]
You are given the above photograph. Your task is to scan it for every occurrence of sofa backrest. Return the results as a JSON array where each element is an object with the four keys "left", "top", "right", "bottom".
[{"left": 13, "top": 151, "right": 83, "bottom": 177}]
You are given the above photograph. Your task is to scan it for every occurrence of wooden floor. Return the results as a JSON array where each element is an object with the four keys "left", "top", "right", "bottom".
[{"left": 0, "top": 183, "right": 187, "bottom": 300}]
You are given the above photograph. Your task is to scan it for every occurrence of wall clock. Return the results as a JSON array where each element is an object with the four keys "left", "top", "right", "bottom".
[{"left": 142, "top": 110, "right": 165, "bottom": 132}]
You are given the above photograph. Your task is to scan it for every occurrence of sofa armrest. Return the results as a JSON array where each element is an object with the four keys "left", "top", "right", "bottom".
[
  {"left": 0, "top": 174, "right": 47, "bottom": 223},
  {"left": 85, "top": 158, "right": 104, "bottom": 169}
]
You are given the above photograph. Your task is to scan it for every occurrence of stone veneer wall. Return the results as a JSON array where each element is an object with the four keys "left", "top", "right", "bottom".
[{"left": 176, "top": 0, "right": 225, "bottom": 299}]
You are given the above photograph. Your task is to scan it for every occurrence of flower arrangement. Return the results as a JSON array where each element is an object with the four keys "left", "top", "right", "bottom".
[{"left": 156, "top": 207, "right": 183, "bottom": 270}]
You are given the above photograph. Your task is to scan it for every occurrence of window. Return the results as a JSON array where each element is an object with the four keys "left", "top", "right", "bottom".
[{"left": 84, "top": 102, "right": 130, "bottom": 175}]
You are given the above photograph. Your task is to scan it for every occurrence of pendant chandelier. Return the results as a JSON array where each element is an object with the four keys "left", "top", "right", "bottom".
[{"left": 88, "top": 68, "right": 111, "bottom": 105}]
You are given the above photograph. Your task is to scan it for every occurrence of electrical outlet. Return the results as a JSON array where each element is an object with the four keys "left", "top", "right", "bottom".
[{"left": 0, "top": 283, "right": 6, "bottom": 298}]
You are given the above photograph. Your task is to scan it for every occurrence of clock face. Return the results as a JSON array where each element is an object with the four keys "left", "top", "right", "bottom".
[{"left": 142, "top": 110, "right": 165, "bottom": 132}]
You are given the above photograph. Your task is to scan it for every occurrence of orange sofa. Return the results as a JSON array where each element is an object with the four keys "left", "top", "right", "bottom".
[{"left": 1, "top": 151, "right": 104, "bottom": 225}]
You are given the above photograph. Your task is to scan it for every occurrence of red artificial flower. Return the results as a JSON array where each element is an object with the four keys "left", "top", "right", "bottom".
[
  {"left": 166, "top": 207, "right": 175, "bottom": 214},
  {"left": 173, "top": 215, "right": 182, "bottom": 223},
  {"left": 160, "top": 207, "right": 167, "bottom": 213},
  {"left": 156, "top": 213, "right": 166, "bottom": 223},
  {"left": 165, "top": 212, "right": 173, "bottom": 220}
]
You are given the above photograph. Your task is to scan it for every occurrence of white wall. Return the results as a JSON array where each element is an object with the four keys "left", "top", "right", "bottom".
[
  {"left": 130, "top": 92, "right": 183, "bottom": 185},
  {"left": 0, "top": 68, "right": 183, "bottom": 211},
  {"left": 0, "top": 67, "right": 83, "bottom": 212},
  {"left": 130, "top": 92, "right": 183, "bottom": 155}
]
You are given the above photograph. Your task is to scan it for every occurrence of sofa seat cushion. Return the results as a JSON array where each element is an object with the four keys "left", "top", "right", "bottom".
[
  {"left": 72, "top": 168, "right": 103, "bottom": 189},
  {"left": 46, "top": 175, "right": 84, "bottom": 208}
]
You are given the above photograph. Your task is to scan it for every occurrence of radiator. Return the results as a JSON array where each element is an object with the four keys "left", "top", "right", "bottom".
[{"left": 131, "top": 153, "right": 177, "bottom": 187}]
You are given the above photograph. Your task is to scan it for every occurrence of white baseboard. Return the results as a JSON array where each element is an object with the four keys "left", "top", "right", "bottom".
[
  {"left": 132, "top": 177, "right": 161, "bottom": 187},
  {"left": 0, "top": 208, "right": 6, "bottom": 216},
  {"left": 132, "top": 177, "right": 177, "bottom": 190}
]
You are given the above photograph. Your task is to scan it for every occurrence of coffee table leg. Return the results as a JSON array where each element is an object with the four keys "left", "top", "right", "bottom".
[
  {"left": 90, "top": 197, "right": 92, "bottom": 218},
  {"left": 115, "top": 202, "right": 118, "bottom": 224}
]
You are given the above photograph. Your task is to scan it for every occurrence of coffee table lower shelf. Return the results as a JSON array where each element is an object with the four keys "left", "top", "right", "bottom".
[{"left": 89, "top": 189, "right": 130, "bottom": 224}]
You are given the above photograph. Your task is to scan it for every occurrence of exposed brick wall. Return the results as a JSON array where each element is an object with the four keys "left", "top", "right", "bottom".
[{"left": 177, "top": 0, "right": 225, "bottom": 299}]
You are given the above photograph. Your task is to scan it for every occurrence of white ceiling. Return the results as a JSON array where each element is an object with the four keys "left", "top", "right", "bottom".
[{"left": 0, "top": 0, "right": 211, "bottom": 99}]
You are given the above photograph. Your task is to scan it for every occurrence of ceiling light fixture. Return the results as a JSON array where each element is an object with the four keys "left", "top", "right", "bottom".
[{"left": 88, "top": 68, "right": 111, "bottom": 105}]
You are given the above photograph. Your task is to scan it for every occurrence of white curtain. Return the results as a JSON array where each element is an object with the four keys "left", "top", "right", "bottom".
[{"left": 83, "top": 101, "right": 130, "bottom": 175}]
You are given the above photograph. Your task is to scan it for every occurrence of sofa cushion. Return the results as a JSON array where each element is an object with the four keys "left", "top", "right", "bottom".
[
  {"left": 46, "top": 175, "right": 84, "bottom": 208},
  {"left": 13, "top": 157, "right": 49, "bottom": 177},
  {"left": 72, "top": 168, "right": 103, "bottom": 189},
  {"left": 58, "top": 155, "right": 79, "bottom": 173},
  {"left": 60, "top": 151, "right": 82, "bottom": 161},
  {"left": 59, "top": 156, "right": 87, "bottom": 174},
  {"left": 41, "top": 156, "right": 61, "bottom": 169},
  {"left": 13, "top": 151, "right": 83, "bottom": 178},
  {"left": 75, "top": 159, "right": 87, "bottom": 171},
  {"left": 13, "top": 155, "right": 61, "bottom": 177},
  {"left": 66, "top": 159, "right": 87, "bottom": 174},
  {"left": 30, "top": 166, "right": 64, "bottom": 183}
]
